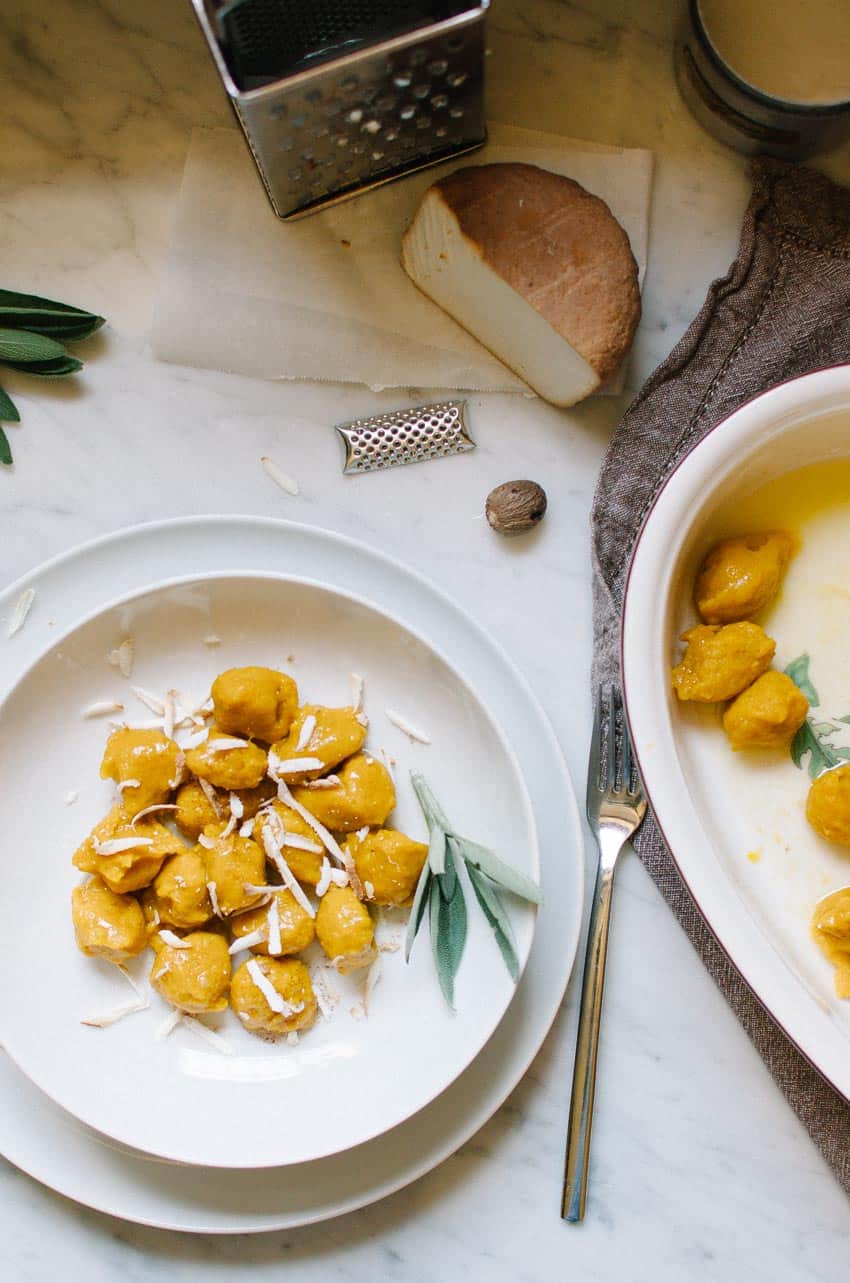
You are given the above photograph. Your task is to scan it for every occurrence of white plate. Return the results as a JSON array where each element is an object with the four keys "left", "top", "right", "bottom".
[
  {"left": 0, "top": 571, "right": 539, "bottom": 1169},
  {"left": 0, "top": 516, "right": 582, "bottom": 1226},
  {"left": 623, "top": 365, "right": 850, "bottom": 1105}
]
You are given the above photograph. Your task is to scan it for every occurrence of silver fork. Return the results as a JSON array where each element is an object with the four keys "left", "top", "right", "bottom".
[{"left": 561, "top": 684, "right": 647, "bottom": 1222}]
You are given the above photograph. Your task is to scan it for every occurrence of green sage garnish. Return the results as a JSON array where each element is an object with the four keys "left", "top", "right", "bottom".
[
  {"left": 407, "top": 770, "right": 541, "bottom": 1008},
  {"left": 786, "top": 654, "right": 850, "bottom": 778},
  {"left": 0, "top": 289, "right": 104, "bottom": 466}
]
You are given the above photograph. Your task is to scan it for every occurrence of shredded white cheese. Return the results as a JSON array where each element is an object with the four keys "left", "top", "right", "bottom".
[
  {"left": 356, "top": 826, "right": 369, "bottom": 841},
  {"left": 267, "top": 895, "right": 282, "bottom": 955},
  {"left": 206, "top": 880, "right": 221, "bottom": 917},
  {"left": 6, "top": 587, "right": 35, "bottom": 638},
  {"left": 229, "top": 928, "right": 265, "bottom": 954},
  {"left": 159, "top": 929, "right": 191, "bottom": 949},
  {"left": 273, "top": 778, "right": 362, "bottom": 896},
  {"left": 247, "top": 958, "right": 286, "bottom": 1013},
  {"left": 286, "top": 1031, "right": 299, "bottom": 1047},
  {"left": 207, "top": 737, "right": 249, "bottom": 752},
  {"left": 131, "top": 802, "right": 178, "bottom": 827},
  {"left": 363, "top": 954, "right": 383, "bottom": 1014},
  {"left": 295, "top": 715, "right": 317, "bottom": 753},
  {"left": 155, "top": 1008, "right": 184, "bottom": 1040},
  {"left": 163, "top": 689, "right": 177, "bottom": 740},
  {"left": 82, "top": 699, "right": 124, "bottom": 719},
  {"left": 261, "top": 822, "right": 316, "bottom": 919},
  {"left": 260, "top": 455, "right": 300, "bottom": 496},
  {"left": 182, "top": 1015, "right": 233, "bottom": 1054},
  {"left": 93, "top": 836, "right": 154, "bottom": 856},
  {"left": 197, "top": 833, "right": 216, "bottom": 849},
  {"left": 281, "top": 832, "right": 323, "bottom": 854},
  {"left": 116, "top": 778, "right": 141, "bottom": 794},
  {"left": 198, "top": 777, "right": 224, "bottom": 817},
  {"left": 229, "top": 792, "right": 244, "bottom": 820},
  {"left": 385, "top": 708, "right": 431, "bottom": 744},
  {"left": 364, "top": 880, "right": 375, "bottom": 900},
  {"left": 350, "top": 672, "right": 364, "bottom": 713},
  {"left": 180, "top": 726, "right": 209, "bottom": 750},
  {"left": 302, "top": 774, "right": 340, "bottom": 791},
  {"left": 239, "top": 817, "right": 255, "bottom": 839},
  {"left": 64, "top": 789, "right": 79, "bottom": 806},
  {"left": 269, "top": 754, "right": 325, "bottom": 776},
  {"left": 81, "top": 999, "right": 147, "bottom": 1028},
  {"left": 107, "top": 637, "right": 135, "bottom": 677},
  {"left": 130, "top": 685, "right": 165, "bottom": 716}
]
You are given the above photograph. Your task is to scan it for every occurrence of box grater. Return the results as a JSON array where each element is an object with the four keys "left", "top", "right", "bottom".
[{"left": 190, "top": 1, "right": 490, "bottom": 221}]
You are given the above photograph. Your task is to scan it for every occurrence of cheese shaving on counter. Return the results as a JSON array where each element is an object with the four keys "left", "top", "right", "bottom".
[
  {"left": 385, "top": 708, "right": 431, "bottom": 744},
  {"left": 260, "top": 455, "right": 300, "bottom": 496},
  {"left": 64, "top": 790, "right": 79, "bottom": 806},
  {"left": 203, "top": 634, "right": 221, "bottom": 647},
  {"left": 6, "top": 587, "right": 35, "bottom": 638}
]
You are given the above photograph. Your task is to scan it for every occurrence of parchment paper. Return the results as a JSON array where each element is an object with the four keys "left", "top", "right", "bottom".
[{"left": 151, "top": 123, "right": 652, "bottom": 395}]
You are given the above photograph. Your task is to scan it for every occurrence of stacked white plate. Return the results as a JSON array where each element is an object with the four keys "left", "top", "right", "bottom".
[{"left": 0, "top": 516, "right": 583, "bottom": 1231}]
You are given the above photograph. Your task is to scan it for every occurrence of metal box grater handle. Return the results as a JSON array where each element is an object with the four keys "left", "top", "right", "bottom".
[{"left": 190, "top": 1, "right": 489, "bottom": 220}]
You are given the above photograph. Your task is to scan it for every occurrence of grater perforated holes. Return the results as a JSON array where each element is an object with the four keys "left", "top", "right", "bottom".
[
  {"left": 393, "top": 72, "right": 412, "bottom": 88},
  {"left": 431, "top": 93, "right": 448, "bottom": 108},
  {"left": 412, "top": 82, "right": 430, "bottom": 99},
  {"left": 428, "top": 59, "right": 448, "bottom": 76},
  {"left": 336, "top": 401, "right": 475, "bottom": 475}
]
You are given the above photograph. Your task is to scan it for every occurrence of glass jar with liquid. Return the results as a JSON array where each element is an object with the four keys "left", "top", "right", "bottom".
[{"left": 676, "top": 0, "right": 850, "bottom": 159}]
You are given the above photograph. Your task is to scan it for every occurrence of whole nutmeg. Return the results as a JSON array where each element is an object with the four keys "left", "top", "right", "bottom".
[{"left": 485, "top": 480, "right": 547, "bottom": 536}]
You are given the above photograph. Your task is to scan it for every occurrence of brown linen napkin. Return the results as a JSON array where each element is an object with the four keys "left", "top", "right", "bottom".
[{"left": 592, "top": 158, "right": 850, "bottom": 1193}]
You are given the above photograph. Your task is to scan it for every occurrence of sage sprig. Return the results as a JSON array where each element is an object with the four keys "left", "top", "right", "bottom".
[
  {"left": 406, "top": 771, "right": 541, "bottom": 1008},
  {"left": 0, "top": 288, "right": 105, "bottom": 466}
]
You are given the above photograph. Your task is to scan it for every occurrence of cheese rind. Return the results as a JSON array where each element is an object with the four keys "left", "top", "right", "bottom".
[{"left": 401, "top": 163, "right": 641, "bottom": 407}]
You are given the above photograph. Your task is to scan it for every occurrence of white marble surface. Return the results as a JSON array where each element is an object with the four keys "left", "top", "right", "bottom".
[{"left": 1, "top": 0, "right": 849, "bottom": 1276}]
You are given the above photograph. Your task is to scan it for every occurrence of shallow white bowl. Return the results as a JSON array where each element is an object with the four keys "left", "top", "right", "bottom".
[
  {"left": 0, "top": 572, "right": 538, "bottom": 1168},
  {"left": 623, "top": 364, "right": 850, "bottom": 1102}
]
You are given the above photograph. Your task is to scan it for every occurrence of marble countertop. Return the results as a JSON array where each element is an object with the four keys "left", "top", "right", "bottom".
[{"left": 2, "top": 0, "right": 849, "bottom": 1277}]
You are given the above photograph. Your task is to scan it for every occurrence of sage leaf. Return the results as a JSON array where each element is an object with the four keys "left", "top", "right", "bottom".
[
  {"left": 834, "top": 747, "right": 850, "bottom": 761},
  {"left": 440, "top": 837, "right": 458, "bottom": 901},
  {"left": 785, "top": 654, "right": 819, "bottom": 707},
  {"left": 428, "top": 823, "right": 446, "bottom": 876},
  {"left": 0, "top": 425, "right": 12, "bottom": 466},
  {"left": 410, "top": 771, "right": 451, "bottom": 831},
  {"left": 467, "top": 864, "right": 520, "bottom": 981},
  {"left": 0, "top": 328, "right": 69, "bottom": 364},
  {"left": 405, "top": 857, "right": 431, "bottom": 961},
  {"left": 452, "top": 836, "right": 541, "bottom": 904},
  {"left": 811, "top": 722, "right": 838, "bottom": 737},
  {"left": 0, "top": 288, "right": 101, "bottom": 317},
  {"left": 3, "top": 354, "right": 83, "bottom": 377},
  {"left": 0, "top": 385, "right": 20, "bottom": 422},
  {"left": 429, "top": 875, "right": 467, "bottom": 1009},
  {"left": 0, "top": 309, "right": 104, "bottom": 341},
  {"left": 790, "top": 718, "right": 839, "bottom": 779}
]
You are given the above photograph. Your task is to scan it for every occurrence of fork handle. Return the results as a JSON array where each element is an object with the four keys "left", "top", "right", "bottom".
[{"left": 561, "top": 846, "right": 619, "bottom": 1222}]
